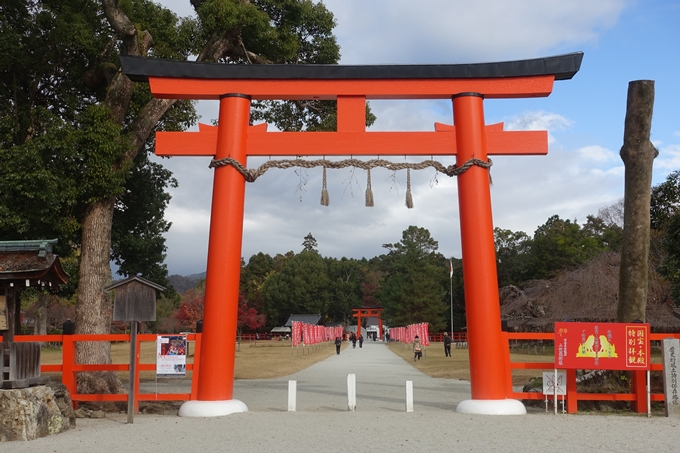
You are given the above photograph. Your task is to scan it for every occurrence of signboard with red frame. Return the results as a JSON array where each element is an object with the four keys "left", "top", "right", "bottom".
[{"left": 554, "top": 322, "right": 650, "bottom": 371}]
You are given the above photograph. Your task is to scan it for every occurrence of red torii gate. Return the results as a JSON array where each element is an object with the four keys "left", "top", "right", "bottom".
[
  {"left": 121, "top": 52, "right": 582, "bottom": 416},
  {"left": 352, "top": 307, "right": 384, "bottom": 340}
]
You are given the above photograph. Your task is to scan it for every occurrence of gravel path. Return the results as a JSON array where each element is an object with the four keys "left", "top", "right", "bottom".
[{"left": 10, "top": 341, "right": 680, "bottom": 452}]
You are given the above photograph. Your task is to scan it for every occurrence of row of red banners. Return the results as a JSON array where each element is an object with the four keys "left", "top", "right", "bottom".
[
  {"left": 291, "top": 322, "right": 344, "bottom": 347},
  {"left": 389, "top": 323, "right": 430, "bottom": 346}
]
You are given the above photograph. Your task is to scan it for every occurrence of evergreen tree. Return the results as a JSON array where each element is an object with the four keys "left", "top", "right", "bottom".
[{"left": 378, "top": 226, "right": 447, "bottom": 331}]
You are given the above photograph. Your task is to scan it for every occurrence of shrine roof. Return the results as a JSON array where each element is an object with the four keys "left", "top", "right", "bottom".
[
  {"left": 0, "top": 251, "right": 69, "bottom": 287},
  {"left": 121, "top": 52, "right": 583, "bottom": 83},
  {"left": 285, "top": 314, "right": 324, "bottom": 327}
]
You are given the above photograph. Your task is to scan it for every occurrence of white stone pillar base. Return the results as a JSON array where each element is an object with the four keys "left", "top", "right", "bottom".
[
  {"left": 456, "top": 399, "right": 526, "bottom": 415},
  {"left": 178, "top": 399, "right": 248, "bottom": 417}
]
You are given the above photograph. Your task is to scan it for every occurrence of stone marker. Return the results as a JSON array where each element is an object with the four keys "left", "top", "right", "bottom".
[{"left": 661, "top": 338, "right": 680, "bottom": 418}]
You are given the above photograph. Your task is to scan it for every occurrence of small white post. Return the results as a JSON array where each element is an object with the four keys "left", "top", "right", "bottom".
[
  {"left": 288, "top": 380, "right": 297, "bottom": 412},
  {"left": 347, "top": 374, "right": 356, "bottom": 411},
  {"left": 554, "top": 368, "right": 557, "bottom": 416},
  {"left": 405, "top": 380, "right": 413, "bottom": 412},
  {"left": 647, "top": 369, "right": 651, "bottom": 418}
]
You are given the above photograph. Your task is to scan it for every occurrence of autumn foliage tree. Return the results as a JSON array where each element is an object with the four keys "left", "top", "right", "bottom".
[
  {"left": 174, "top": 286, "right": 265, "bottom": 336},
  {"left": 237, "top": 294, "right": 266, "bottom": 337},
  {"left": 174, "top": 287, "right": 205, "bottom": 331}
]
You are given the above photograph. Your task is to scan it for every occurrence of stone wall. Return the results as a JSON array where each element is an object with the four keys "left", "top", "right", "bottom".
[{"left": 0, "top": 383, "right": 76, "bottom": 442}]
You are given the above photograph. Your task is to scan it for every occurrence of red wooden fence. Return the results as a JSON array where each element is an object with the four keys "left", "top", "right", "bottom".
[
  {"left": 503, "top": 332, "right": 680, "bottom": 414},
  {"left": 14, "top": 333, "right": 201, "bottom": 412},
  {"left": 14, "top": 331, "right": 679, "bottom": 414}
]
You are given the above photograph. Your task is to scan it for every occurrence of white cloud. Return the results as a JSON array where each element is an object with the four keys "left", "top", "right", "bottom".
[
  {"left": 654, "top": 144, "right": 680, "bottom": 176},
  {"left": 324, "top": 0, "right": 625, "bottom": 63},
  {"left": 505, "top": 111, "right": 572, "bottom": 144},
  {"left": 576, "top": 145, "right": 618, "bottom": 163}
]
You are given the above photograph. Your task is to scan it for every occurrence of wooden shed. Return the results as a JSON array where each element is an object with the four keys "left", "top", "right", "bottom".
[{"left": 105, "top": 276, "right": 165, "bottom": 322}]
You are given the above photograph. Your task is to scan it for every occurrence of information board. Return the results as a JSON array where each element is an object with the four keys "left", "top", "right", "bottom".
[
  {"left": 0, "top": 295, "right": 8, "bottom": 331},
  {"left": 156, "top": 335, "right": 187, "bottom": 377},
  {"left": 554, "top": 322, "right": 650, "bottom": 370}
]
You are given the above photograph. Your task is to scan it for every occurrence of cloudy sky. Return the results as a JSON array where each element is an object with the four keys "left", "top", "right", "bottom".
[{"left": 152, "top": 0, "right": 680, "bottom": 276}]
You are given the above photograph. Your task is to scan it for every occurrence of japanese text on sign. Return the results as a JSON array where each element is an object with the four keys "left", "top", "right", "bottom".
[{"left": 554, "top": 322, "right": 650, "bottom": 371}]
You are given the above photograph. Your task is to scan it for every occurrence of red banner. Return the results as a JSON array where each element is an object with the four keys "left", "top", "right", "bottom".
[
  {"left": 554, "top": 322, "right": 650, "bottom": 370},
  {"left": 292, "top": 321, "right": 302, "bottom": 347}
]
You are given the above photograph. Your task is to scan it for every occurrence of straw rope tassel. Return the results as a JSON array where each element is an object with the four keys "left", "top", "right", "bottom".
[
  {"left": 405, "top": 168, "right": 414, "bottom": 209},
  {"left": 365, "top": 168, "right": 374, "bottom": 207},
  {"left": 320, "top": 166, "right": 330, "bottom": 206}
]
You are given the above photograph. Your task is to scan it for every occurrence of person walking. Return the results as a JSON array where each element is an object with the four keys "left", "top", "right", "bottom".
[
  {"left": 413, "top": 335, "right": 423, "bottom": 361},
  {"left": 350, "top": 332, "right": 357, "bottom": 348},
  {"left": 358, "top": 334, "right": 364, "bottom": 348},
  {"left": 335, "top": 337, "right": 342, "bottom": 355},
  {"left": 443, "top": 332, "right": 452, "bottom": 357}
]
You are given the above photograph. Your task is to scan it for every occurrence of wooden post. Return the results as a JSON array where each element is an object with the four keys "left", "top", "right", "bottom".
[
  {"left": 61, "top": 334, "right": 77, "bottom": 408},
  {"left": 127, "top": 321, "right": 137, "bottom": 424},
  {"left": 618, "top": 80, "right": 656, "bottom": 323}
]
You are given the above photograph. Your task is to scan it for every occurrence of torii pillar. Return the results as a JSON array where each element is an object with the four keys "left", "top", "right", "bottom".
[{"left": 121, "top": 52, "right": 582, "bottom": 416}]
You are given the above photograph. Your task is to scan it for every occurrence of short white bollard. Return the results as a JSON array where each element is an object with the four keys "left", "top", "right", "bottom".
[
  {"left": 288, "top": 380, "right": 297, "bottom": 412},
  {"left": 405, "top": 380, "right": 413, "bottom": 412},
  {"left": 347, "top": 374, "right": 356, "bottom": 411}
]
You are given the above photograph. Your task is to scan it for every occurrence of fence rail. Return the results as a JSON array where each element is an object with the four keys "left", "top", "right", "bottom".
[
  {"left": 14, "top": 333, "right": 201, "bottom": 411},
  {"left": 503, "top": 332, "right": 680, "bottom": 413}
]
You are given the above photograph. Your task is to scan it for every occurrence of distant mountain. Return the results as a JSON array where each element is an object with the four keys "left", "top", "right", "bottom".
[{"left": 168, "top": 272, "right": 206, "bottom": 295}]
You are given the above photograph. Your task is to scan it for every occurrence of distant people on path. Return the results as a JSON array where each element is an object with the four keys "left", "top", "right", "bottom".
[
  {"left": 335, "top": 337, "right": 342, "bottom": 355},
  {"left": 358, "top": 334, "right": 364, "bottom": 348},
  {"left": 443, "top": 332, "right": 452, "bottom": 357},
  {"left": 350, "top": 332, "right": 357, "bottom": 348},
  {"left": 413, "top": 335, "right": 423, "bottom": 361}
]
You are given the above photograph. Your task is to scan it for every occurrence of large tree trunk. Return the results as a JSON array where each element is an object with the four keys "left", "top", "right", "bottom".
[
  {"left": 75, "top": 197, "right": 125, "bottom": 395},
  {"left": 33, "top": 292, "right": 48, "bottom": 336},
  {"left": 617, "top": 80, "right": 656, "bottom": 322}
]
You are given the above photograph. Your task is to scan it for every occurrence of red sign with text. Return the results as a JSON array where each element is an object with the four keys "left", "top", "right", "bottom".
[{"left": 554, "top": 322, "right": 650, "bottom": 370}]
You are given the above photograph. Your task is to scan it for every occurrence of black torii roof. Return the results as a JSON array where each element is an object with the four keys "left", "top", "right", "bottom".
[{"left": 121, "top": 52, "right": 583, "bottom": 83}]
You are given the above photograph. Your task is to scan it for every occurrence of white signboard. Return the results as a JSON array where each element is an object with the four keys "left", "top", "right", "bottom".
[
  {"left": 156, "top": 335, "right": 187, "bottom": 377},
  {"left": 542, "top": 371, "right": 566, "bottom": 396}
]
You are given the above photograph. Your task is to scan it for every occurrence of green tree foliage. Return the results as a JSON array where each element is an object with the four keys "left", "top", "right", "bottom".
[
  {"left": 326, "top": 257, "right": 364, "bottom": 324},
  {"left": 2, "top": 0, "right": 345, "bottom": 393},
  {"left": 651, "top": 171, "right": 680, "bottom": 304},
  {"left": 111, "top": 151, "right": 178, "bottom": 290},
  {"left": 378, "top": 226, "right": 448, "bottom": 331},
  {"left": 448, "top": 257, "right": 466, "bottom": 332},
  {"left": 529, "top": 215, "right": 610, "bottom": 279},
  {"left": 494, "top": 228, "right": 532, "bottom": 287},
  {"left": 262, "top": 250, "right": 330, "bottom": 326},
  {"left": 302, "top": 233, "right": 318, "bottom": 252},
  {"left": 0, "top": 1, "right": 195, "bottom": 281},
  {"left": 651, "top": 171, "right": 680, "bottom": 230},
  {"left": 240, "top": 252, "right": 274, "bottom": 314}
]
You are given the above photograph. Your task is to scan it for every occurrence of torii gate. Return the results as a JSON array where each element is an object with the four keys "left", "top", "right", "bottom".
[
  {"left": 352, "top": 307, "right": 384, "bottom": 339},
  {"left": 121, "top": 52, "right": 582, "bottom": 417}
]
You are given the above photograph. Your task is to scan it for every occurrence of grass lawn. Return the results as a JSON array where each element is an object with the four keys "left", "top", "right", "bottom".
[
  {"left": 39, "top": 338, "right": 346, "bottom": 383},
  {"left": 388, "top": 341, "right": 557, "bottom": 387},
  {"left": 40, "top": 338, "right": 556, "bottom": 387}
]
